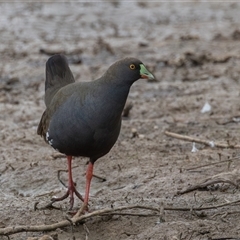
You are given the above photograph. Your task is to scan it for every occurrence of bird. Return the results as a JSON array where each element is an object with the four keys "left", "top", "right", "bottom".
[{"left": 37, "top": 54, "right": 154, "bottom": 210}]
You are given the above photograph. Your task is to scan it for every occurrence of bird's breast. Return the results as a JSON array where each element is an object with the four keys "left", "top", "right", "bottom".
[{"left": 46, "top": 91, "right": 123, "bottom": 158}]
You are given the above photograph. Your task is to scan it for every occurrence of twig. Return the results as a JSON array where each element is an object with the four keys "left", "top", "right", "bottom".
[
  {"left": 2, "top": 200, "right": 240, "bottom": 236},
  {"left": 186, "top": 156, "right": 240, "bottom": 171},
  {"left": 101, "top": 212, "right": 158, "bottom": 217},
  {"left": 72, "top": 202, "right": 88, "bottom": 219},
  {"left": 83, "top": 224, "right": 90, "bottom": 240},
  {"left": 178, "top": 179, "right": 237, "bottom": 195},
  {"left": 211, "top": 238, "right": 239, "bottom": 240},
  {"left": 178, "top": 170, "right": 240, "bottom": 194},
  {"left": 57, "top": 165, "right": 79, "bottom": 188},
  {"left": 0, "top": 205, "right": 155, "bottom": 236},
  {"left": 211, "top": 210, "right": 240, "bottom": 219},
  {"left": 57, "top": 169, "right": 68, "bottom": 188},
  {"left": 164, "top": 131, "right": 240, "bottom": 149},
  {"left": 93, "top": 174, "right": 106, "bottom": 182}
]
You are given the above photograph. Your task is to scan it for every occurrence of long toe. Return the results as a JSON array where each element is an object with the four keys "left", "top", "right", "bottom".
[
  {"left": 74, "top": 188, "right": 84, "bottom": 202},
  {"left": 69, "top": 185, "right": 84, "bottom": 210},
  {"left": 51, "top": 189, "right": 70, "bottom": 203}
]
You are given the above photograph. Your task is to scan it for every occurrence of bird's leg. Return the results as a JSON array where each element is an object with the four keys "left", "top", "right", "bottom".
[
  {"left": 73, "top": 162, "right": 94, "bottom": 217},
  {"left": 51, "top": 155, "right": 84, "bottom": 210},
  {"left": 84, "top": 162, "right": 94, "bottom": 205},
  {"left": 67, "top": 155, "right": 75, "bottom": 208}
]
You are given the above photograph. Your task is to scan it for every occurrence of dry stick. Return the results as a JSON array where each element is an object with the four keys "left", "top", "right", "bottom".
[
  {"left": 164, "top": 131, "right": 240, "bottom": 149},
  {"left": 101, "top": 212, "right": 158, "bottom": 217},
  {"left": 92, "top": 174, "right": 106, "bottom": 182},
  {"left": 211, "top": 210, "right": 240, "bottom": 219},
  {"left": 0, "top": 205, "right": 156, "bottom": 236},
  {"left": 177, "top": 178, "right": 238, "bottom": 195},
  {"left": 2, "top": 200, "right": 240, "bottom": 236},
  {"left": 185, "top": 156, "right": 240, "bottom": 171},
  {"left": 165, "top": 130, "right": 240, "bottom": 171}
]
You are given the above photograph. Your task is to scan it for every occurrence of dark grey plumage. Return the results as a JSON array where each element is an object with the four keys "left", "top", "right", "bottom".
[{"left": 37, "top": 54, "right": 154, "bottom": 209}]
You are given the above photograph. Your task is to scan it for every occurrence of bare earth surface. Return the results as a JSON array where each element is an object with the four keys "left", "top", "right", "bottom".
[{"left": 2, "top": 2, "right": 240, "bottom": 240}]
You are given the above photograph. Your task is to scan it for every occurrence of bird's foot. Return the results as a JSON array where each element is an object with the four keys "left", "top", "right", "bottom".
[
  {"left": 51, "top": 186, "right": 84, "bottom": 210},
  {"left": 35, "top": 188, "right": 85, "bottom": 211}
]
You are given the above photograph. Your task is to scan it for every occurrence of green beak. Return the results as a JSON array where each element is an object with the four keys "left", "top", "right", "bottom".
[{"left": 140, "top": 64, "right": 155, "bottom": 80}]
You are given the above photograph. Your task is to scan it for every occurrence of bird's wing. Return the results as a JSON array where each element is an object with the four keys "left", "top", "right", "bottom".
[{"left": 37, "top": 110, "right": 48, "bottom": 140}]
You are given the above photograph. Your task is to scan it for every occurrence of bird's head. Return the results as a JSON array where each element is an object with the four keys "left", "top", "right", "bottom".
[{"left": 105, "top": 57, "right": 155, "bottom": 85}]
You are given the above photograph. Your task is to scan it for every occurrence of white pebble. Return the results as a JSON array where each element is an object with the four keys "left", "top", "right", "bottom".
[{"left": 191, "top": 142, "right": 198, "bottom": 153}]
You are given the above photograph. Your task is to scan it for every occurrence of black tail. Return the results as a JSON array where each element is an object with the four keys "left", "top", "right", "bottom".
[{"left": 45, "top": 54, "right": 75, "bottom": 107}]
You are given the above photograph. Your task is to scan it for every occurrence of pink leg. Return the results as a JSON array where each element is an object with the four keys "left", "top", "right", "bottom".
[
  {"left": 84, "top": 162, "right": 94, "bottom": 205},
  {"left": 51, "top": 155, "right": 84, "bottom": 210}
]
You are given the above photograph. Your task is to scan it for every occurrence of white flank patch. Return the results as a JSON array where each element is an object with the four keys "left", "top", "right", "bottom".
[
  {"left": 49, "top": 139, "right": 53, "bottom": 146},
  {"left": 46, "top": 131, "right": 53, "bottom": 146},
  {"left": 46, "top": 131, "right": 49, "bottom": 141}
]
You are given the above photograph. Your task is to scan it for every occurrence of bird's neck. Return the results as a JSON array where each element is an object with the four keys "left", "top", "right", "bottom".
[{"left": 98, "top": 78, "right": 131, "bottom": 114}]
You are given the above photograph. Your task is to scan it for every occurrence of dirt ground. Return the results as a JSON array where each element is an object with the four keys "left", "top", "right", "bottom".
[{"left": 2, "top": 1, "right": 240, "bottom": 240}]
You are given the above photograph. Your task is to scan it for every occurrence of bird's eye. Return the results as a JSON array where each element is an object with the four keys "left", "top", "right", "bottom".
[{"left": 129, "top": 64, "right": 136, "bottom": 70}]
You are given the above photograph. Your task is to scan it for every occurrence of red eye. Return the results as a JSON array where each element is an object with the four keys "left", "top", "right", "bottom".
[{"left": 129, "top": 64, "right": 135, "bottom": 70}]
